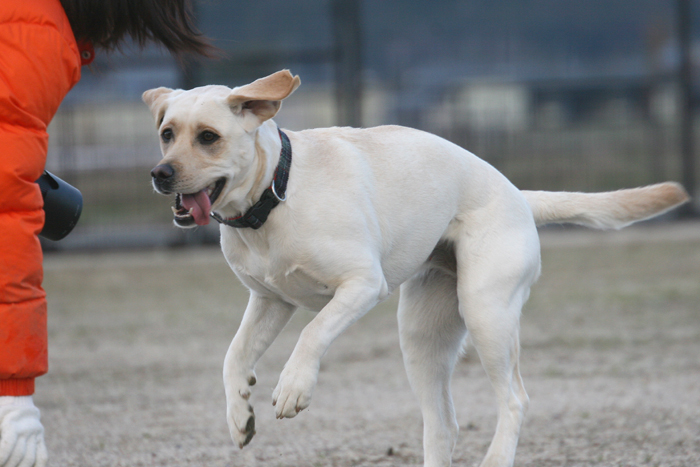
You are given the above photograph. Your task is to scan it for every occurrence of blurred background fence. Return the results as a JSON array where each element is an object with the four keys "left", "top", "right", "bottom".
[{"left": 42, "top": 0, "right": 700, "bottom": 250}]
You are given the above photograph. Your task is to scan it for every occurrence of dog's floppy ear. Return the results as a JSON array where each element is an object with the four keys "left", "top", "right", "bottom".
[
  {"left": 142, "top": 87, "right": 174, "bottom": 127},
  {"left": 227, "top": 70, "right": 301, "bottom": 131}
]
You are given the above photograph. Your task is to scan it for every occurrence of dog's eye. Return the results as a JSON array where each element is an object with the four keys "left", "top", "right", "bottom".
[
  {"left": 199, "top": 131, "right": 220, "bottom": 145},
  {"left": 161, "top": 129, "right": 173, "bottom": 143}
]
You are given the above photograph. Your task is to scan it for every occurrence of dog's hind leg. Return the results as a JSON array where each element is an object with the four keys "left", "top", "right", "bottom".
[
  {"left": 398, "top": 261, "right": 466, "bottom": 467},
  {"left": 454, "top": 224, "right": 540, "bottom": 467}
]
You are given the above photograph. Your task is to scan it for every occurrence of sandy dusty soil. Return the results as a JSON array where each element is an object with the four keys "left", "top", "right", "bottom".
[{"left": 39, "top": 222, "right": 700, "bottom": 466}]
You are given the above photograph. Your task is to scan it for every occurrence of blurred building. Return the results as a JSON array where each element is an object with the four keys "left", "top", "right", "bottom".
[{"left": 45, "top": 0, "right": 699, "bottom": 249}]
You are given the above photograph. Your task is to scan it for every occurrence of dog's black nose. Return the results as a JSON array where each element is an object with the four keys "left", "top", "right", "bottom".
[{"left": 151, "top": 164, "right": 175, "bottom": 181}]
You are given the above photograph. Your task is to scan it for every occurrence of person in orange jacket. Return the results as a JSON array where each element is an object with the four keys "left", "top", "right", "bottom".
[{"left": 0, "top": 1, "right": 212, "bottom": 465}]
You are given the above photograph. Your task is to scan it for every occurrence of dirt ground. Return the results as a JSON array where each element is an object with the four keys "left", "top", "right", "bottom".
[{"left": 39, "top": 222, "right": 700, "bottom": 467}]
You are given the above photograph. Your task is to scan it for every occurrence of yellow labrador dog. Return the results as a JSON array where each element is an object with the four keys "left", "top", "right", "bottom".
[{"left": 143, "top": 70, "right": 689, "bottom": 467}]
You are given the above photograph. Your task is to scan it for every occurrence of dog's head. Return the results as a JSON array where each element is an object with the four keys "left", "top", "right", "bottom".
[{"left": 143, "top": 70, "right": 301, "bottom": 228}]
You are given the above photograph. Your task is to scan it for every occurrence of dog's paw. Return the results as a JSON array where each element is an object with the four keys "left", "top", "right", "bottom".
[
  {"left": 227, "top": 396, "right": 256, "bottom": 448},
  {"left": 226, "top": 374, "right": 258, "bottom": 448},
  {"left": 271, "top": 365, "right": 317, "bottom": 419}
]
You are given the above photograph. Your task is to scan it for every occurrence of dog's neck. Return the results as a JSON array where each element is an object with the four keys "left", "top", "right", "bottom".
[{"left": 216, "top": 120, "right": 283, "bottom": 219}]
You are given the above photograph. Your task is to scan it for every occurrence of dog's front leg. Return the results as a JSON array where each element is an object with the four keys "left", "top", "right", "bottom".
[
  {"left": 272, "top": 275, "right": 387, "bottom": 419},
  {"left": 224, "top": 293, "right": 296, "bottom": 448}
]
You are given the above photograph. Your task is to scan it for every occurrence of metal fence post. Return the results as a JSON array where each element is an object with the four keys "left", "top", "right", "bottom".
[
  {"left": 678, "top": 0, "right": 697, "bottom": 214},
  {"left": 332, "top": 0, "right": 363, "bottom": 128}
]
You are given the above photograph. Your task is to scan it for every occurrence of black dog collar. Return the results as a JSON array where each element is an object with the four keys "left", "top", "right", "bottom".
[{"left": 211, "top": 128, "right": 292, "bottom": 230}]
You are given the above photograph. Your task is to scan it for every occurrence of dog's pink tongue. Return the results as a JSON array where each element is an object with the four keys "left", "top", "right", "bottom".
[{"left": 181, "top": 190, "right": 211, "bottom": 226}]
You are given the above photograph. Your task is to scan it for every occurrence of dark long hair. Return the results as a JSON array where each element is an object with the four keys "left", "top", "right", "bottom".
[{"left": 60, "top": 0, "right": 216, "bottom": 58}]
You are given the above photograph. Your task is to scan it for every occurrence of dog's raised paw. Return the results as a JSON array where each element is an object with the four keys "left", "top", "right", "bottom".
[
  {"left": 239, "top": 414, "right": 256, "bottom": 448},
  {"left": 228, "top": 399, "right": 256, "bottom": 448},
  {"left": 271, "top": 367, "right": 316, "bottom": 419}
]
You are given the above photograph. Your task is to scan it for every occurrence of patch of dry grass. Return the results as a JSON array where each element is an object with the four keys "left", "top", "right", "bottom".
[{"left": 39, "top": 224, "right": 700, "bottom": 466}]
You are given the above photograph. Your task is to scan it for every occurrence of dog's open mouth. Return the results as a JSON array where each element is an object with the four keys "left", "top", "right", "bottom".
[{"left": 172, "top": 178, "right": 226, "bottom": 227}]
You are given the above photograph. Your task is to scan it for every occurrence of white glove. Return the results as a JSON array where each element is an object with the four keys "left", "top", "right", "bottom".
[{"left": 0, "top": 396, "right": 48, "bottom": 467}]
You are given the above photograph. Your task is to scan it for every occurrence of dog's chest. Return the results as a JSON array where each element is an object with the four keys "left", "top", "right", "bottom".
[{"left": 221, "top": 231, "right": 335, "bottom": 311}]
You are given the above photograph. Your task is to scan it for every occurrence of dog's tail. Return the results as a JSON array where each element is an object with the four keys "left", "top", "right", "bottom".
[{"left": 522, "top": 182, "right": 690, "bottom": 230}]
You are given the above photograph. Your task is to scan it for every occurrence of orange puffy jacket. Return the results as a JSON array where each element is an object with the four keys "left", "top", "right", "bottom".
[{"left": 0, "top": 0, "right": 82, "bottom": 396}]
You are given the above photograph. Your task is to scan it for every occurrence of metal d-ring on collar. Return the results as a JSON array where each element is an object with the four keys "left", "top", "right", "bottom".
[
  {"left": 211, "top": 128, "right": 292, "bottom": 230},
  {"left": 270, "top": 175, "right": 287, "bottom": 202}
]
